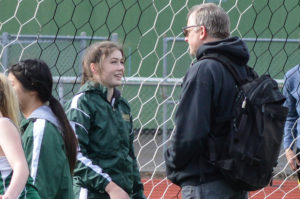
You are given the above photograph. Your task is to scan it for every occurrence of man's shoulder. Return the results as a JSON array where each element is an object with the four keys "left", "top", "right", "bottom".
[
  {"left": 286, "top": 64, "right": 300, "bottom": 77},
  {"left": 182, "top": 57, "right": 225, "bottom": 89},
  {"left": 192, "top": 56, "right": 226, "bottom": 76},
  {"left": 284, "top": 64, "right": 300, "bottom": 92}
]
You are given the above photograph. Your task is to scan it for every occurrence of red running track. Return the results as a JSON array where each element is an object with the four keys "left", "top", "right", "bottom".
[{"left": 142, "top": 179, "right": 300, "bottom": 199}]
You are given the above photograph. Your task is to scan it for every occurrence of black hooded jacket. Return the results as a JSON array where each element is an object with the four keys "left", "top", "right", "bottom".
[{"left": 164, "top": 37, "right": 250, "bottom": 187}]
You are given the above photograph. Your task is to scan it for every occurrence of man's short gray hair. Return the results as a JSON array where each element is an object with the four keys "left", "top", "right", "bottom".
[{"left": 187, "top": 3, "right": 230, "bottom": 39}]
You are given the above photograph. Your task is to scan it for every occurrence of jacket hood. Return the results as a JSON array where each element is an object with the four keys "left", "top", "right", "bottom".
[
  {"left": 196, "top": 36, "right": 249, "bottom": 66},
  {"left": 78, "top": 81, "right": 106, "bottom": 94},
  {"left": 28, "top": 105, "right": 61, "bottom": 131}
]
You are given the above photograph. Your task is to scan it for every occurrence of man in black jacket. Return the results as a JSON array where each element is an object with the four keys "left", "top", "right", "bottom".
[{"left": 164, "top": 3, "right": 248, "bottom": 199}]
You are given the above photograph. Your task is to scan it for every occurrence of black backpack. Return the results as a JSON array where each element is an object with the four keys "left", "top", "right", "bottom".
[{"left": 201, "top": 54, "right": 289, "bottom": 191}]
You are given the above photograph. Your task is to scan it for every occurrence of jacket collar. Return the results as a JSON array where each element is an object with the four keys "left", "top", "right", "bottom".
[{"left": 78, "top": 81, "right": 122, "bottom": 106}]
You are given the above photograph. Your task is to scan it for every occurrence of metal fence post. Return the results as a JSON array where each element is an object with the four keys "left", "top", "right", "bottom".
[
  {"left": 58, "top": 81, "right": 64, "bottom": 104},
  {"left": 79, "top": 32, "right": 87, "bottom": 76},
  {"left": 162, "top": 37, "right": 168, "bottom": 153},
  {"left": 1, "top": 32, "right": 10, "bottom": 70},
  {"left": 127, "top": 47, "right": 132, "bottom": 76},
  {"left": 110, "top": 33, "right": 118, "bottom": 42}
]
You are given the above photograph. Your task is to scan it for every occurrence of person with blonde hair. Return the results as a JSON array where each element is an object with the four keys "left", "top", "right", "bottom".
[
  {"left": 65, "top": 41, "right": 145, "bottom": 199},
  {"left": 0, "top": 73, "right": 40, "bottom": 199}
]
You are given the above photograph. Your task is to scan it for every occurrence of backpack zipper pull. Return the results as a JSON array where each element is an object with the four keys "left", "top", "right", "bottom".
[{"left": 242, "top": 97, "right": 247, "bottom": 109}]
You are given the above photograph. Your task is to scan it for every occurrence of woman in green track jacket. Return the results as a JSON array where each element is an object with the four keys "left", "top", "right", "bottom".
[
  {"left": 64, "top": 41, "right": 146, "bottom": 199},
  {"left": 7, "top": 59, "right": 78, "bottom": 199}
]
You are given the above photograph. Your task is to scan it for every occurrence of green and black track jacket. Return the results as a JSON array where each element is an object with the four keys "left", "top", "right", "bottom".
[
  {"left": 21, "top": 106, "right": 74, "bottom": 199},
  {"left": 65, "top": 81, "right": 145, "bottom": 199}
]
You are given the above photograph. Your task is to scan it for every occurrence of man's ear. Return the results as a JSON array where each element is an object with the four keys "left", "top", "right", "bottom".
[{"left": 199, "top": 25, "right": 207, "bottom": 40}]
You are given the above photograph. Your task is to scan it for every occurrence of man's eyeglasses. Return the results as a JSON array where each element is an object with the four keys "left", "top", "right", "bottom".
[{"left": 182, "top": 25, "right": 201, "bottom": 37}]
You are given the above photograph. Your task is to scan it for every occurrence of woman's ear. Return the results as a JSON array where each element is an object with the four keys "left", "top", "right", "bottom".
[
  {"left": 28, "top": 90, "right": 38, "bottom": 97},
  {"left": 89, "top": 63, "right": 101, "bottom": 83},
  {"left": 90, "top": 63, "right": 98, "bottom": 73}
]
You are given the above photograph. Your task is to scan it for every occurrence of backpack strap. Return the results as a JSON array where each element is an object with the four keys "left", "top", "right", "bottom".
[{"left": 199, "top": 54, "right": 249, "bottom": 86}]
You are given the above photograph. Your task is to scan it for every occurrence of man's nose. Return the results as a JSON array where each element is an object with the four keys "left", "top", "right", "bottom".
[{"left": 184, "top": 36, "right": 188, "bottom": 43}]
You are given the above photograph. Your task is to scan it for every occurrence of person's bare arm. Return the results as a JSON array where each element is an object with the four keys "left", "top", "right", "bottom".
[{"left": 0, "top": 119, "right": 29, "bottom": 199}]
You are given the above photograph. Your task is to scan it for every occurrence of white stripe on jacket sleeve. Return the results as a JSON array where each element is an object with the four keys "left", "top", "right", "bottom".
[{"left": 31, "top": 119, "right": 46, "bottom": 183}]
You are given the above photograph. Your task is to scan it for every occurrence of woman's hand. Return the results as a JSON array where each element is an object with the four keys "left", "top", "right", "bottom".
[
  {"left": 105, "top": 181, "right": 130, "bottom": 199},
  {"left": 285, "top": 148, "right": 300, "bottom": 171}
]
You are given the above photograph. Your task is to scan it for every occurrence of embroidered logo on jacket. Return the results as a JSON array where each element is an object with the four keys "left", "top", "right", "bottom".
[{"left": 122, "top": 114, "right": 130, "bottom": 121}]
